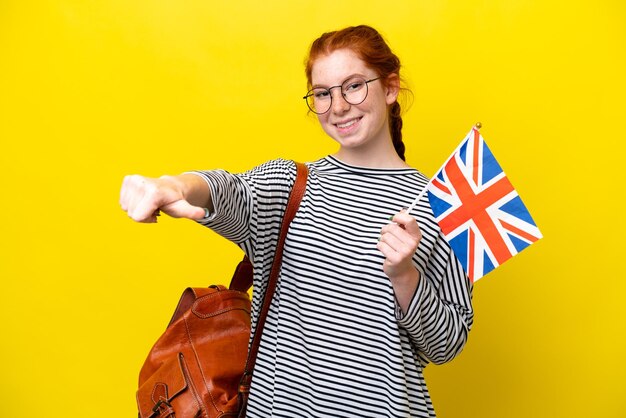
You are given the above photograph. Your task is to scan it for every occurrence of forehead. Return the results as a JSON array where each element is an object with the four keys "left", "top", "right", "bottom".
[{"left": 310, "top": 49, "right": 373, "bottom": 86}]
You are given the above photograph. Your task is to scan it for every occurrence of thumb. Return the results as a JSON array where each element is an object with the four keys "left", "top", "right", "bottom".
[{"left": 161, "top": 200, "right": 207, "bottom": 220}]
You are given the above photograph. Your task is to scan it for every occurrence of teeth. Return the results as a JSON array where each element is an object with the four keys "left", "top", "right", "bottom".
[{"left": 337, "top": 119, "right": 358, "bottom": 128}]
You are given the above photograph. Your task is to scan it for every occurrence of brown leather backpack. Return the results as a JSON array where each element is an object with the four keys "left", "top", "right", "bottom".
[{"left": 136, "top": 162, "right": 308, "bottom": 418}]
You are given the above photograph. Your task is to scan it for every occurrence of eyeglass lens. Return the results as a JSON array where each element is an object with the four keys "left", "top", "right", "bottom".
[{"left": 305, "top": 77, "right": 372, "bottom": 114}]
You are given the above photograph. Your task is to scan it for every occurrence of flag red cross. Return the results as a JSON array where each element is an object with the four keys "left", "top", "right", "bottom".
[{"left": 437, "top": 154, "right": 515, "bottom": 267}]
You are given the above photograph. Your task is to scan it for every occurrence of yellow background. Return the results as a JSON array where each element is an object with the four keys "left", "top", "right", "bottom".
[{"left": 1, "top": 1, "right": 624, "bottom": 417}]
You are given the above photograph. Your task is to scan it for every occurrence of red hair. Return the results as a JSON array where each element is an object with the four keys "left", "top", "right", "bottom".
[{"left": 305, "top": 25, "right": 407, "bottom": 160}]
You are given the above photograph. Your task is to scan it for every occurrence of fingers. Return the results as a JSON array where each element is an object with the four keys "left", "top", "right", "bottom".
[
  {"left": 390, "top": 210, "right": 422, "bottom": 238},
  {"left": 376, "top": 239, "right": 407, "bottom": 265},
  {"left": 377, "top": 209, "right": 422, "bottom": 277},
  {"left": 378, "top": 222, "right": 420, "bottom": 258},
  {"left": 120, "top": 175, "right": 164, "bottom": 222},
  {"left": 382, "top": 210, "right": 422, "bottom": 246},
  {"left": 131, "top": 185, "right": 160, "bottom": 222},
  {"left": 119, "top": 174, "right": 139, "bottom": 212}
]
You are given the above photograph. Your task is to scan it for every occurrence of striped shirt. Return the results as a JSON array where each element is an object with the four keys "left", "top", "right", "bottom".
[{"left": 192, "top": 157, "right": 473, "bottom": 417}]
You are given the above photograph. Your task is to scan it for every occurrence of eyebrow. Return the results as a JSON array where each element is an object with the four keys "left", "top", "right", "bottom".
[{"left": 311, "top": 73, "right": 370, "bottom": 89}]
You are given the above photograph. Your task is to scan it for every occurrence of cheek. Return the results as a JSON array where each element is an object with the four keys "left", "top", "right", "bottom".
[
  {"left": 360, "top": 98, "right": 388, "bottom": 124},
  {"left": 317, "top": 113, "right": 332, "bottom": 129},
  {"left": 316, "top": 114, "right": 335, "bottom": 136}
]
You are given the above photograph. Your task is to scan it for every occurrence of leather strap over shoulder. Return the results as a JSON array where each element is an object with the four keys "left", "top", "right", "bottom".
[
  {"left": 237, "top": 161, "right": 308, "bottom": 416},
  {"left": 228, "top": 161, "right": 308, "bottom": 293}
]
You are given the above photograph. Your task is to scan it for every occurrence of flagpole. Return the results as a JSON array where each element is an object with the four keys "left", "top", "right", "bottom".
[
  {"left": 404, "top": 122, "right": 482, "bottom": 216},
  {"left": 406, "top": 183, "right": 429, "bottom": 214}
]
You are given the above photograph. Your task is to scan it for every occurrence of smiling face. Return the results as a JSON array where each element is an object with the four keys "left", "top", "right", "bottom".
[{"left": 310, "top": 49, "right": 399, "bottom": 162}]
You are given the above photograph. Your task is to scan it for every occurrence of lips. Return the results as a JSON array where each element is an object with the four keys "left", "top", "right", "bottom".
[{"left": 334, "top": 117, "right": 362, "bottom": 133}]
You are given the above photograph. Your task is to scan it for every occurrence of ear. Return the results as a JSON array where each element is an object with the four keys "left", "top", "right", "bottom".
[{"left": 384, "top": 73, "right": 400, "bottom": 105}]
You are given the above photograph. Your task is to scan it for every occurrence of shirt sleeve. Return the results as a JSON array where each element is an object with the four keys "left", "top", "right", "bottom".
[
  {"left": 186, "top": 158, "right": 297, "bottom": 260},
  {"left": 396, "top": 233, "right": 474, "bottom": 366}
]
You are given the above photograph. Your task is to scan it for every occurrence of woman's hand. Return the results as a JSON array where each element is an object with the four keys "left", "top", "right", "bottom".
[
  {"left": 377, "top": 210, "right": 422, "bottom": 311},
  {"left": 119, "top": 174, "right": 208, "bottom": 223}
]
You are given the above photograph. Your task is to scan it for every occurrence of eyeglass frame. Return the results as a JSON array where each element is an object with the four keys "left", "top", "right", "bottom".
[{"left": 302, "top": 76, "right": 382, "bottom": 114}]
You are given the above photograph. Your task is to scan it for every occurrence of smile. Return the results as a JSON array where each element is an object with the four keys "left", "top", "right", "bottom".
[{"left": 334, "top": 117, "right": 362, "bottom": 129}]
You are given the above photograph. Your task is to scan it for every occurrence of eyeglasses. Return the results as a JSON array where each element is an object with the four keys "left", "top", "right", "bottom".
[{"left": 303, "top": 76, "right": 381, "bottom": 114}]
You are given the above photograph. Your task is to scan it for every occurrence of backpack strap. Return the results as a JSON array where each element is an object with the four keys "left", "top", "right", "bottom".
[
  {"left": 228, "top": 161, "right": 308, "bottom": 293},
  {"left": 236, "top": 161, "right": 308, "bottom": 415},
  {"left": 227, "top": 256, "right": 254, "bottom": 293}
]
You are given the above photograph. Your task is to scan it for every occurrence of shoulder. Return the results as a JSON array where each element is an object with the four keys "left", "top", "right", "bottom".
[
  {"left": 245, "top": 158, "right": 296, "bottom": 175},
  {"left": 240, "top": 159, "right": 297, "bottom": 182}
]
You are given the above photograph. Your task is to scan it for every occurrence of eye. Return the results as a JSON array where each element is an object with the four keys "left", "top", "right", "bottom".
[
  {"left": 313, "top": 89, "right": 331, "bottom": 100},
  {"left": 343, "top": 79, "right": 365, "bottom": 93}
]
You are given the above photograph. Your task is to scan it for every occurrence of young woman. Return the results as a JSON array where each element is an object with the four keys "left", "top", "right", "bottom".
[{"left": 121, "top": 25, "right": 473, "bottom": 417}]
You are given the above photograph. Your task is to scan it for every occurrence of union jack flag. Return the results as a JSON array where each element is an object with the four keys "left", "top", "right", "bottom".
[{"left": 427, "top": 127, "right": 542, "bottom": 282}]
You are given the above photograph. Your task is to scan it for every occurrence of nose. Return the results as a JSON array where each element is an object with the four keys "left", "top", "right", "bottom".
[{"left": 330, "top": 88, "right": 350, "bottom": 114}]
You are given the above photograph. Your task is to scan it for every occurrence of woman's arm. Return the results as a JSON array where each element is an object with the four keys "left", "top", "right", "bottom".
[
  {"left": 378, "top": 210, "right": 473, "bottom": 365},
  {"left": 120, "top": 173, "right": 212, "bottom": 222},
  {"left": 377, "top": 210, "right": 422, "bottom": 313}
]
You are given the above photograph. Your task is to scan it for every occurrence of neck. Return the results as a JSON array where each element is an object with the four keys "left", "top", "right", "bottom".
[{"left": 333, "top": 141, "right": 409, "bottom": 168}]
